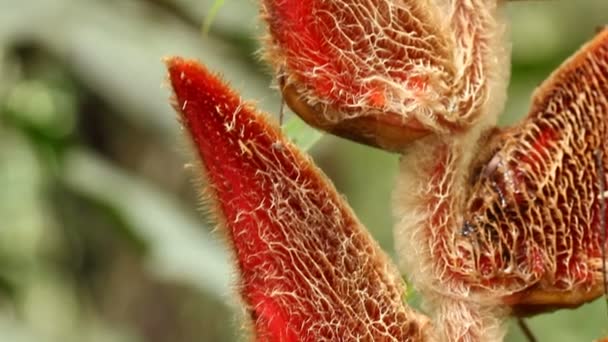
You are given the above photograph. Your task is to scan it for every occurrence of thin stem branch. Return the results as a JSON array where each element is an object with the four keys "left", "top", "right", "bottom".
[
  {"left": 517, "top": 317, "right": 537, "bottom": 342},
  {"left": 594, "top": 149, "right": 608, "bottom": 317}
]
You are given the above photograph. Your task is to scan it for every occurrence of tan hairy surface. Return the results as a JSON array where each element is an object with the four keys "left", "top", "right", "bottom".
[{"left": 394, "top": 27, "right": 608, "bottom": 341}]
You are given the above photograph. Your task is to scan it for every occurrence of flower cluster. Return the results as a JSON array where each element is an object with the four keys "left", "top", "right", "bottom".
[{"left": 166, "top": 1, "right": 608, "bottom": 341}]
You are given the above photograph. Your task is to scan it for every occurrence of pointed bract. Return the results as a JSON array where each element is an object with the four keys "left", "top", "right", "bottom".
[{"left": 166, "top": 58, "right": 431, "bottom": 341}]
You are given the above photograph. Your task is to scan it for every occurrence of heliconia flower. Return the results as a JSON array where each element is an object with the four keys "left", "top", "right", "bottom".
[
  {"left": 166, "top": 57, "right": 432, "bottom": 341},
  {"left": 260, "top": 0, "right": 511, "bottom": 151},
  {"left": 166, "top": 0, "right": 608, "bottom": 340}
]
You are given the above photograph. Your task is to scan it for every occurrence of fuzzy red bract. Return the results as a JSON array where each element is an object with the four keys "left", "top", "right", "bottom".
[
  {"left": 167, "top": 57, "right": 429, "bottom": 341},
  {"left": 261, "top": 0, "right": 510, "bottom": 153},
  {"left": 260, "top": 0, "right": 460, "bottom": 150},
  {"left": 463, "top": 28, "right": 608, "bottom": 310},
  {"left": 168, "top": 58, "right": 299, "bottom": 340},
  {"left": 263, "top": 0, "right": 443, "bottom": 112}
]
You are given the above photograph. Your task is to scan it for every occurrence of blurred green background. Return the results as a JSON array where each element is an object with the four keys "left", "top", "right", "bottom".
[{"left": 0, "top": 0, "right": 607, "bottom": 341}]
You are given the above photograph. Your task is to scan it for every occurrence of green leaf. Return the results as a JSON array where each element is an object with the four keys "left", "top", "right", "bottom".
[
  {"left": 202, "top": 0, "right": 225, "bottom": 35},
  {"left": 282, "top": 116, "right": 324, "bottom": 152},
  {"left": 61, "top": 148, "right": 233, "bottom": 300}
]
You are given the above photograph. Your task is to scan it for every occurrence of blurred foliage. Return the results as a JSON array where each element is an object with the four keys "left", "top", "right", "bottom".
[{"left": 0, "top": 0, "right": 607, "bottom": 341}]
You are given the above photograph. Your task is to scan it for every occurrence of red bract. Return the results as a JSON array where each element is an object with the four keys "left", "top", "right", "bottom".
[
  {"left": 394, "top": 27, "right": 608, "bottom": 340},
  {"left": 464, "top": 27, "right": 608, "bottom": 311},
  {"left": 261, "top": 0, "right": 510, "bottom": 151},
  {"left": 167, "top": 58, "right": 431, "bottom": 341}
]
